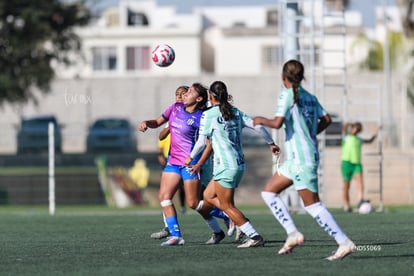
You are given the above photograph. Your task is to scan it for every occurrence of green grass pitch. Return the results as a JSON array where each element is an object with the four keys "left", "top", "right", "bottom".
[{"left": 0, "top": 206, "right": 413, "bottom": 275}]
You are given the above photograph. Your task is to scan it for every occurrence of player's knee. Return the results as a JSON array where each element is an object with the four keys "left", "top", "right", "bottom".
[
  {"left": 187, "top": 199, "right": 199, "bottom": 209},
  {"left": 158, "top": 191, "right": 172, "bottom": 202},
  {"left": 160, "top": 200, "right": 173, "bottom": 207}
]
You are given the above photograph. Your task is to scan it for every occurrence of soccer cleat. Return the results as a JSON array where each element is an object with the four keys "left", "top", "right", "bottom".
[
  {"left": 237, "top": 235, "right": 265, "bottom": 248},
  {"left": 344, "top": 206, "right": 353, "bottom": 213},
  {"left": 205, "top": 230, "right": 226, "bottom": 244},
  {"left": 180, "top": 206, "right": 187, "bottom": 214},
  {"left": 357, "top": 199, "right": 370, "bottom": 208},
  {"left": 326, "top": 239, "right": 356, "bottom": 261},
  {"left": 224, "top": 218, "right": 236, "bottom": 237},
  {"left": 278, "top": 231, "right": 305, "bottom": 255},
  {"left": 234, "top": 227, "right": 246, "bottom": 243},
  {"left": 160, "top": 236, "right": 185, "bottom": 246},
  {"left": 150, "top": 227, "right": 170, "bottom": 239}
]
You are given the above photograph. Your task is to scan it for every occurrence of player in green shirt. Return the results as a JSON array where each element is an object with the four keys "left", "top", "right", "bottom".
[
  {"left": 254, "top": 59, "right": 356, "bottom": 260},
  {"left": 186, "top": 80, "right": 280, "bottom": 248},
  {"left": 341, "top": 122, "right": 379, "bottom": 212}
]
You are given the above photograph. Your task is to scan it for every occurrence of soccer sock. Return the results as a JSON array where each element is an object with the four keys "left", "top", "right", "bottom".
[
  {"left": 195, "top": 200, "right": 204, "bottom": 211},
  {"left": 305, "top": 202, "right": 348, "bottom": 244},
  {"left": 162, "top": 213, "right": 167, "bottom": 228},
  {"left": 209, "top": 207, "right": 228, "bottom": 221},
  {"left": 205, "top": 217, "right": 222, "bottom": 233},
  {"left": 261, "top": 191, "right": 297, "bottom": 234},
  {"left": 165, "top": 215, "right": 182, "bottom": 237},
  {"left": 239, "top": 221, "right": 259, "bottom": 238}
]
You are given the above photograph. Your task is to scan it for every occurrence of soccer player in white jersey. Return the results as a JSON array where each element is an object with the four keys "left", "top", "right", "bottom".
[
  {"left": 185, "top": 80, "right": 280, "bottom": 248},
  {"left": 254, "top": 59, "right": 357, "bottom": 260}
]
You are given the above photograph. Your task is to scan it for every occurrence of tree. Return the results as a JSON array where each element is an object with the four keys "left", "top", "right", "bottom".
[
  {"left": 396, "top": 0, "right": 414, "bottom": 109},
  {"left": 351, "top": 31, "right": 405, "bottom": 71},
  {"left": 407, "top": 49, "right": 414, "bottom": 108},
  {"left": 0, "top": 0, "right": 91, "bottom": 106}
]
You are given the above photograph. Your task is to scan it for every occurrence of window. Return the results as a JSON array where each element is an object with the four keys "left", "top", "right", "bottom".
[
  {"left": 300, "top": 45, "right": 320, "bottom": 66},
  {"left": 262, "top": 45, "right": 281, "bottom": 70},
  {"left": 126, "top": 46, "right": 150, "bottom": 70},
  {"left": 127, "top": 9, "right": 149, "bottom": 26},
  {"left": 92, "top": 47, "right": 117, "bottom": 71},
  {"left": 266, "top": 9, "right": 278, "bottom": 26},
  {"left": 326, "top": 0, "right": 349, "bottom": 11}
]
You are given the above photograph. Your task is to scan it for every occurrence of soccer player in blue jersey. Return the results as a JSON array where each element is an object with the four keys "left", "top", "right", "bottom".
[
  {"left": 254, "top": 59, "right": 356, "bottom": 260},
  {"left": 139, "top": 83, "right": 231, "bottom": 246},
  {"left": 186, "top": 80, "right": 280, "bottom": 248}
]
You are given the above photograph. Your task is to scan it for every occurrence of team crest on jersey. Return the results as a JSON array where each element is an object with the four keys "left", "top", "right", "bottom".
[{"left": 187, "top": 118, "right": 195, "bottom": 125}]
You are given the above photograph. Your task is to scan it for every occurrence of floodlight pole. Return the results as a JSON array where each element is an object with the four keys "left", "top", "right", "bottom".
[
  {"left": 277, "top": 2, "right": 304, "bottom": 211},
  {"left": 378, "top": 0, "right": 390, "bottom": 212},
  {"left": 284, "top": 2, "right": 300, "bottom": 61}
]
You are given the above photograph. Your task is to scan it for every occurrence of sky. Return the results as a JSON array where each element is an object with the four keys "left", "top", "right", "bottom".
[
  {"left": 91, "top": 0, "right": 281, "bottom": 13},
  {"left": 91, "top": 0, "right": 396, "bottom": 12}
]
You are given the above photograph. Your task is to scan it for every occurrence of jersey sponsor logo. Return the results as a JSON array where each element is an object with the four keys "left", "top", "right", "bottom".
[
  {"left": 171, "top": 120, "right": 184, "bottom": 129},
  {"left": 298, "top": 98, "right": 317, "bottom": 107}
]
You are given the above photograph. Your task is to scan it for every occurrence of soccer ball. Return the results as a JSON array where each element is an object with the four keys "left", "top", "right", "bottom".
[
  {"left": 152, "top": 44, "right": 175, "bottom": 67},
  {"left": 358, "top": 202, "right": 372, "bottom": 214}
]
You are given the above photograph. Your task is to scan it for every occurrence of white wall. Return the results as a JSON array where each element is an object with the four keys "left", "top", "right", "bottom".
[{"left": 0, "top": 72, "right": 411, "bottom": 153}]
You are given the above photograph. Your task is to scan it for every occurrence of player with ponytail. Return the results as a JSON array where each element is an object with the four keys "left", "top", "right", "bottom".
[
  {"left": 139, "top": 83, "right": 231, "bottom": 246},
  {"left": 186, "top": 80, "right": 280, "bottom": 248},
  {"left": 282, "top": 59, "right": 304, "bottom": 104},
  {"left": 254, "top": 59, "right": 357, "bottom": 260}
]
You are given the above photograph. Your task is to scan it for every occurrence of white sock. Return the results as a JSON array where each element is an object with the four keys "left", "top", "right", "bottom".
[
  {"left": 239, "top": 221, "right": 259, "bottom": 238},
  {"left": 196, "top": 200, "right": 204, "bottom": 212},
  {"left": 305, "top": 202, "right": 348, "bottom": 244},
  {"left": 206, "top": 217, "right": 222, "bottom": 233},
  {"left": 261, "top": 191, "right": 297, "bottom": 234},
  {"left": 163, "top": 213, "right": 167, "bottom": 228}
]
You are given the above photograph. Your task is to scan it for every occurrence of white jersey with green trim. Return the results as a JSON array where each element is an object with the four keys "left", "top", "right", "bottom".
[
  {"left": 275, "top": 86, "right": 327, "bottom": 166},
  {"left": 199, "top": 105, "right": 249, "bottom": 171}
]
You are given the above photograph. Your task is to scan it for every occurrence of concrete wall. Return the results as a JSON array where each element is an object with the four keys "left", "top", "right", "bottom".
[{"left": 1, "top": 72, "right": 411, "bottom": 153}]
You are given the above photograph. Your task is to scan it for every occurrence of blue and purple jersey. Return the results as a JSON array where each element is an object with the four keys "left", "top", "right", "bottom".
[{"left": 162, "top": 102, "right": 202, "bottom": 165}]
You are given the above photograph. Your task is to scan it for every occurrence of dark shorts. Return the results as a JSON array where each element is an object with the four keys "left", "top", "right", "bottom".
[{"left": 341, "top": 161, "right": 363, "bottom": 182}]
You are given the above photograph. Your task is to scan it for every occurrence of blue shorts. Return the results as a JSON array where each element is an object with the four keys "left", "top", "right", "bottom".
[
  {"left": 164, "top": 163, "right": 199, "bottom": 181},
  {"left": 279, "top": 160, "right": 318, "bottom": 193}
]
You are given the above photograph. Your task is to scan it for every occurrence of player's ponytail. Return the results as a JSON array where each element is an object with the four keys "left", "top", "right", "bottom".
[
  {"left": 282, "top": 59, "right": 304, "bottom": 104},
  {"left": 209, "top": 81, "right": 234, "bottom": 121}
]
